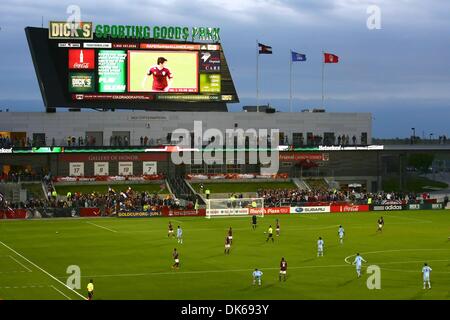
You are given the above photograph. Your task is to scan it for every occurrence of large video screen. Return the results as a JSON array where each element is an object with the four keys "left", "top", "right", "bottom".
[
  {"left": 26, "top": 27, "right": 238, "bottom": 111},
  {"left": 128, "top": 51, "right": 198, "bottom": 93}
]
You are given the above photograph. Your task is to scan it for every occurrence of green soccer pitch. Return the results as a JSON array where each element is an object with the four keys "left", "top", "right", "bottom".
[{"left": 0, "top": 211, "right": 449, "bottom": 300}]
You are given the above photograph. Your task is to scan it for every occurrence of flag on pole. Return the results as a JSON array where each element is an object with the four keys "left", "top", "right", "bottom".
[
  {"left": 291, "top": 51, "right": 306, "bottom": 62},
  {"left": 324, "top": 52, "right": 339, "bottom": 63},
  {"left": 258, "top": 43, "right": 272, "bottom": 54}
]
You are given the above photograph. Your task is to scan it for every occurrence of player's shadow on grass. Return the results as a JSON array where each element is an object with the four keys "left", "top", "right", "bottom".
[{"left": 337, "top": 278, "right": 356, "bottom": 287}]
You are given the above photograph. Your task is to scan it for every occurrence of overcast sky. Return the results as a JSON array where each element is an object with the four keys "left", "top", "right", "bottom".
[{"left": 0, "top": 0, "right": 449, "bottom": 138}]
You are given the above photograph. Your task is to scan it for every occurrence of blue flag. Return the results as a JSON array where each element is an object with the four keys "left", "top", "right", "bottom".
[{"left": 291, "top": 51, "right": 306, "bottom": 62}]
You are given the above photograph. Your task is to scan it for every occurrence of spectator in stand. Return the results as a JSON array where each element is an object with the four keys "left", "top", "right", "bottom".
[
  {"left": 144, "top": 136, "right": 148, "bottom": 146},
  {"left": 140, "top": 136, "right": 144, "bottom": 146}
]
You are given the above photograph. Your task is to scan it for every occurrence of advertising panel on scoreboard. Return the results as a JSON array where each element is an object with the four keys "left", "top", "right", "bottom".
[
  {"left": 127, "top": 50, "right": 198, "bottom": 93},
  {"left": 98, "top": 50, "right": 127, "bottom": 93}
]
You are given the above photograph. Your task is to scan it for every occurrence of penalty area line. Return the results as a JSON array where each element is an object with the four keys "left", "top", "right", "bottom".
[
  {"left": 0, "top": 240, "right": 87, "bottom": 300},
  {"left": 85, "top": 221, "right": 118, "bottom": 233}
]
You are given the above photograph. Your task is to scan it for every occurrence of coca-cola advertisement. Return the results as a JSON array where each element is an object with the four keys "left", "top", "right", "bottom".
[
  {"left": 68, "top": 49, "right": 95, "bottom": 69},
  {"left": 330, "top": 205, "right": 370, "bottom": 213}
]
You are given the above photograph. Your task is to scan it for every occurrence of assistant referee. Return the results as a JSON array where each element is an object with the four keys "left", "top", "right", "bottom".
[{"left": 87, "top": 279, "right": 94, "bottom": 300}]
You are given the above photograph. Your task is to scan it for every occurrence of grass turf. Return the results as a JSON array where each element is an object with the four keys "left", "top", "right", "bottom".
[
  {"left": 0, "top": 210, "right": 449, "bottom": 300},
  {"left": 54, "top": 183, "right": 166, "bottom": 195},
  {"left": 191, "top": 181, "right": 296, "bottom": 193}
]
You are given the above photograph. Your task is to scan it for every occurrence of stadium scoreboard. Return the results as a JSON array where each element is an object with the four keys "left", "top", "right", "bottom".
[{"left": 26, "top": 22, "right": 238, "bottom": 111}]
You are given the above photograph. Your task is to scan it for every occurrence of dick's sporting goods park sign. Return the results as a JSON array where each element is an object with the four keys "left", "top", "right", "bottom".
[{"left": 49, "top": 21, "right": 220, "bottom": 42}]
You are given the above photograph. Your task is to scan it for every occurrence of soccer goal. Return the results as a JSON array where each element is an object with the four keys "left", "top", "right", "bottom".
[{"left": 205, "top": 197, "right": 265, "bottom": 219}]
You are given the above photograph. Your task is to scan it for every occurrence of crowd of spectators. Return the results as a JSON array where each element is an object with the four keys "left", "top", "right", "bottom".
[
  {"left": 2, "top": 186, "right": 188, "bottom": 215},
  {"left": 257, "top": 188, "right": 432, "bottom": 207}
]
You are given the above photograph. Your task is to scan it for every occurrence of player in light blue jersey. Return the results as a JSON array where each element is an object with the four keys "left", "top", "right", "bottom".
[
  {"left": 338, "top": 225, "right": 345, "bottom": 244},
  {"left": 422, "top": 263, "right": 432, "bottom": 289},
  {"left": 317, "top": 237, "right": 324, "bottom": 257},
  {"left": 352, "top": 253, "right": 367, "bottom": 277},
  {"left": 252, "top": 268, "right": 263, "bottom": 286},
  {"left": 177, "top": 226, "right": 183, "bottom": 244}
]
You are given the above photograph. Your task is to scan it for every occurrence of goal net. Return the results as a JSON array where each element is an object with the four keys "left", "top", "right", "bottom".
[{"left": 205, "top": 197, "right": 265, "bottom": 219}]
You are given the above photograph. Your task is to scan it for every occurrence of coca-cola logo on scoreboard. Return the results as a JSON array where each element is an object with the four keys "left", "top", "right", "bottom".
[{"left": 68, "top": 49, "right": 95, "bottom": 69}]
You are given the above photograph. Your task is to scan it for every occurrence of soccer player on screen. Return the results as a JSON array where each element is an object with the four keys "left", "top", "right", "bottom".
[
  {"left": 141, "top": 57, "right": 173, "bottom": 92},
  {"left": 276, "top": 219, "right": 280, "bottom": 237},
  {"left": 279, "top": 257, "right": 287, "bottom": 281}
]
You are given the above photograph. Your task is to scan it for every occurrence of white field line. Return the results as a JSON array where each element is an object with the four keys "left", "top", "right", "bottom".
[
  {"left": 344, "top": 248, "right": 450, "bottom": 264},
  {"left": 59, "top": 256, "right": 450, "bottom": 279},
  {"left": 0, "top": 284, "right": 47, "bottom": 289},
  {"left": 0, "top": 241, "right": 87, "bottom": 300},
  {"left": 85, "top": 221, "right": 118, "bottom": 233},
  {"left": 50, "top": 285, "right": 72, "bottom": 300},
  {"left": 115, "top": 221, "right": 428, "bottom": 235},
  {"left": 8, "top": 255, "right": 32, "bottom": 272},
  {"left": 64, "top": 264, "right": 351, "bottom": 279}
]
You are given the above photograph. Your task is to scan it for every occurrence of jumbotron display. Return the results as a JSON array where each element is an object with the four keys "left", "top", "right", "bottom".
[{"left": 26, "top": 25, "right": 238, "bottom": 111}]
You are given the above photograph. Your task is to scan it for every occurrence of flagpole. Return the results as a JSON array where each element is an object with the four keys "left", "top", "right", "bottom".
[
  {"left": 321, "top": 50, "right": 325, "bottom": 108},
  {"left": 289, "top": 50, "right": 292, "bottom": 112},
  {"left": 256, "top": 39, "right": 259, "bottom": 113}
]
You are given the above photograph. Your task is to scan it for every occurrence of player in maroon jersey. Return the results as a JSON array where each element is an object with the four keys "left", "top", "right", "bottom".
[
  {"left": 276, "top": 219, "right": 280, "bottom": 237},
  {"left": 279, "top": 257, "right": 287, "bottom": 281},
  {"left": 227, "top": 227, "right": 233, "bottom": 244},
  {"left": 224, "top": 236, "right": 231, "bottom": 255},
  {"left": 172, "top": 248, "right": 180, "bottom": 269},
  {"left": 141, "top": 57, "right": 173, "bottom": 92},
  {"left": 168, "top": 221, "right": 174, "bottom": 238}
]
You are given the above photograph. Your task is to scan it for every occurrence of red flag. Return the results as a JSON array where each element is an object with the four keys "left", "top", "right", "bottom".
[{"left": 324, "top": 53, "right": 339, "bottom": 63}]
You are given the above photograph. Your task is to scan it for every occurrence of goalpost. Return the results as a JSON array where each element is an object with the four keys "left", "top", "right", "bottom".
[{"left": 205, "top": 197, "right": 265, "bottom": 219}]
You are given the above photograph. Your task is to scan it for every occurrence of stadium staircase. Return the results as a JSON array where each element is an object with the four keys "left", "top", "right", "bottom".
[
  {"left": 304, "top": 178, "right": 330, "bottom": 191},
  {"left": 0, "top": 183, "right": 26, "bottom": 203},
  {"left": 167, "top": 176, "right": 205, "bottom": 205},
  {"left": 292, "top": 178, "right": 310, "bottom": 191}
]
